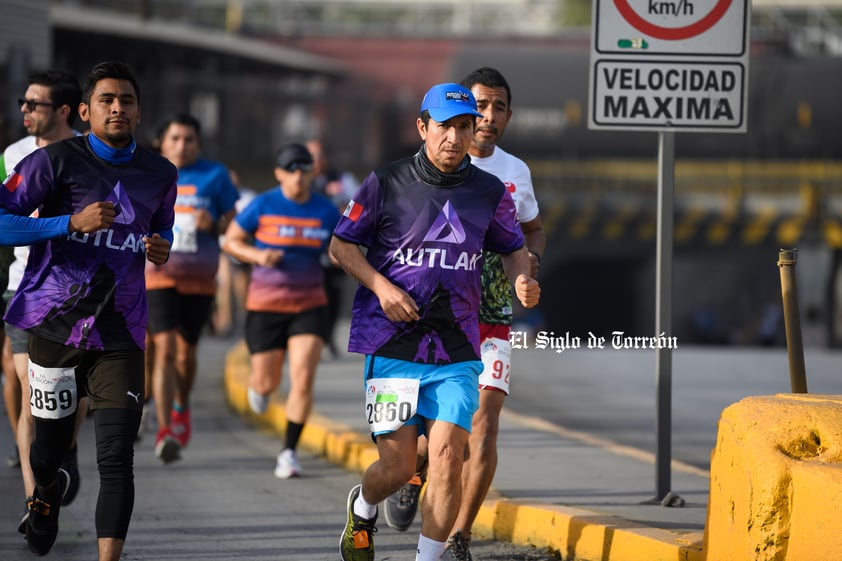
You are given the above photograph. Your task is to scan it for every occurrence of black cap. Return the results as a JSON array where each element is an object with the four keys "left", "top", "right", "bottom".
[{"left": 275, "top": 143, "right": 314, "bottom": 171}]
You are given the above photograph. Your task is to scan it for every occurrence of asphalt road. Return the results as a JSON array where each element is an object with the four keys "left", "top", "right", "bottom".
[
  {"left": 0, "top": 336, "right": 557, "bottom": 561},
  {"left": 3, "top": 325, "right": 840, "bottom": 560},
  {"left": 504, "top": 338, "right": 842, "bottom": 469}
]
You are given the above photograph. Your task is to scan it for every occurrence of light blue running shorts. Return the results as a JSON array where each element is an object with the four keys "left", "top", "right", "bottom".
[{"left": 363, "top": 355, "right": 481, "bottom": 438}]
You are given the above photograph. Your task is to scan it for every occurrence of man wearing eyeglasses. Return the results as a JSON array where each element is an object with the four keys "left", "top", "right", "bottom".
[
  {"left": 144, "top": 113, "right": 240, "bottom": 464},
  {"left": 222, "top": 143, "right": 340, "bottom": 479},
  {"left": 1, "top": 68, "right": 83, "bottom": 187},
  {"left": 0, "top": 69, "right": 87, "bottom": 536}
]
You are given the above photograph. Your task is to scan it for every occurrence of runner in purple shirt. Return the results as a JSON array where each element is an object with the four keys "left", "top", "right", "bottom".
[
  {"left": 333, "top": 82, "right": 541, "bottom": 561},
  {"left": 0, "top": 61, "right": 175, "bottom": 561}
]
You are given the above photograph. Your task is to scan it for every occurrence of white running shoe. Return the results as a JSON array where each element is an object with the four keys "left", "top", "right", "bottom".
[
  {"left": 138, "top": 404, "right": 148, "bottom": 437},
  {"left": 155, "top": 428, "right": 182, "bottom": 464},
  {"left": 137, "top": 399, "right": 156, "bottom": 437},
  {"left": 247, "top": 387, "right": 269, "bottom": 415},
  {"left": 274, "top": 448, "right": 302, "bottom": 479}
]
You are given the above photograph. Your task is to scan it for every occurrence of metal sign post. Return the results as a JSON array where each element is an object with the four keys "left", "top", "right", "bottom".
[
  {"left": 655, "top": 131, "right": 675, "bottom": 501},
  {"left": 588, "top": 0, "right": 751, "bottom": 503}
]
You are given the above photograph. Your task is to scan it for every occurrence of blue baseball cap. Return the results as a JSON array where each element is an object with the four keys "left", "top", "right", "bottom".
[{"left": 420, "top": 83, "right": 483, "bottom": 123}]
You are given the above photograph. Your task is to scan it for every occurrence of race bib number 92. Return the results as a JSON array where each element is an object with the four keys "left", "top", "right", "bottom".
[
  {"left": 479, "top": 336, "right": 512, "bottom": 393},
  {"left": 29, "top": 360, "right": 78, "bottom": 420}
]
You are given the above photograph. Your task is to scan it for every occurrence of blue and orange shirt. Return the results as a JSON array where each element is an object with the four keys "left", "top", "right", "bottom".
[
  {"left": 235, "top": 187, "right": 340, "bottom": 314},
  {"left": 145, "top": 159, "right": 239, "bottom": 295}
]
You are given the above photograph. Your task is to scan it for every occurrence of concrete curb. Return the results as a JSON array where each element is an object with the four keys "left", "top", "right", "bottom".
[{"left": 223, "top": 341, "right": 705, "bottom": 561}]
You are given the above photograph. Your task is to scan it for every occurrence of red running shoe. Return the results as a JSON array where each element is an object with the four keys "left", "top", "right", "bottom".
[
  {"left": 171, "top": 407, "right": 191, "bottom": 447},
  {"left": 155, "top": 428, "right": 182, "bottom": 464}
]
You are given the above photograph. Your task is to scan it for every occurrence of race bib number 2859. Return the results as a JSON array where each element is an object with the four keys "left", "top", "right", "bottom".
[
  {"left": 364, "top": 377, "right": 419, "bottom": 433},
  {"left": 28, "top": 360, "right": 78, "bottom": 420}
]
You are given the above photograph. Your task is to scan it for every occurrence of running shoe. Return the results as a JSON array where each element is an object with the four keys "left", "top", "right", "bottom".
[
  {"left": 340, "top": 484, "right": 377, "bottom": 561},
  {"left": 18, "top": 499, "right": 31, "bottom": 535},
  {"left": 26, "top": 468, "right": 69, "bottom": 556},
  {"left": 441, "top": 530, "right": 473, "bottom": 561},
  {"left": 7, "top": 446, "right": 20, "bottom": 468},
  {"left": 274, "top": 448, "right": 302, "bottom": 479},
  {"left": 383, "top": 473, "right": 424, "bottom": 531},
  {"left": 60, "top": 444, "right": 81, "bottom": 506},
  {"left": 171, "top": 407, "right": 192, "bottom": 447},
  {"left": 247, "top": 387, "right": 269, "bottom": 415},
  {"left": 137, "top": 399, "right": 152, "bottom": 441},
  {"left": 155, "top": 428, "right": 182, "bottom": 464}
]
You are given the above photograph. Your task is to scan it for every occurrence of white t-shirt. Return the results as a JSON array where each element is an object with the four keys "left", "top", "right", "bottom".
[
  {"left": 471, "top": 145, "right": 542, "bottom": 325},
  {"left": 3, "top": 136, "right": 40, "bottom": 291},
  {"left": 3, "top": 132, "right": 83, "bottom": 291},
  {"left": 3, "top": 135, "right": 39, "bottom": 175},
  {"left": 470, "top": 145, "right": 540, "bottom": 224},
  {"left": 7, "top": 246, "right": 29, "bottom": 292}
]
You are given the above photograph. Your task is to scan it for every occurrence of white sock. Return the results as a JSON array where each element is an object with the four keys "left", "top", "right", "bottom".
[
  {"left": 353, "top": 488, "right": 378, "bottom": 520},
  {"left": 415, "top": 534, "right": 446, "bottom": 561}
]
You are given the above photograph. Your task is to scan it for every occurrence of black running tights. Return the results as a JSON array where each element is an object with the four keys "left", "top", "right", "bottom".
[{"left": 31, "top": 407, "right": 141, "bottom": 539}]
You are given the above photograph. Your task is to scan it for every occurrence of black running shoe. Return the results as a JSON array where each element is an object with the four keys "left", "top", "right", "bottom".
[
  {"left": 441, "top": 530, "right": 474, "bottom": 561},
  {"left": 60, "top": 444, "right": 80, "bottom": 506},
  {"left": 383, "top": 473, "right": 424, "bottom": 532},
  {"left": 26, "top": 468, "right": 69, "bottom": 556},
  {"left": 17, "top": 499, "right": 31, "bottom": 535}
]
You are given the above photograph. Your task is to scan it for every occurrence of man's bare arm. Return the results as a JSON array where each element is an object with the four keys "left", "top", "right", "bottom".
[{"left": 520, "top": 215, "right": 545, "bottom": 277}]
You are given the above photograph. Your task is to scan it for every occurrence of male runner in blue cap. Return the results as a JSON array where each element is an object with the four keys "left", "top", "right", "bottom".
[{"left": 333, "top": 82, "right": 541, "bottom": 561}]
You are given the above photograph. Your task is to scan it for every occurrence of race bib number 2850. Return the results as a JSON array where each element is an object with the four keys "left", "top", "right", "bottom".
[
  {"left": 364, "top": 377, "right": 419, "bottom": 433},
  {"left": 28, "top": 360, "right": 78, "bottom": 420}
]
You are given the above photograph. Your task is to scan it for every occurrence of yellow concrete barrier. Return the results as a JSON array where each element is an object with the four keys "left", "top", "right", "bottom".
[{"left": 705, "top": 393, "right": 842, "bottom": 561}]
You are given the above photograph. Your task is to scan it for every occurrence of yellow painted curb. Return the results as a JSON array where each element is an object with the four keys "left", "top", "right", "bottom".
[
  {"left": 224, "top": 341, "right": 703, "bottom": 561},
  {"left": 223, "top": 341, "right": 379, "bottom": 473},
  {"left": 478, "top": 498, "right": 703, "bottom": 561}
]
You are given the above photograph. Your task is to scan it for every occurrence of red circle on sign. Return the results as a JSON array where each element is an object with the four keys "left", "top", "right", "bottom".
[{"left": 613, "top": 0, "right": 733, "bottom": 40}]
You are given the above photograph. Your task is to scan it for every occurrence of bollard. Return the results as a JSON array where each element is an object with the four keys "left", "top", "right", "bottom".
[
  {"left": 777, "top": 248, "right": 807, "bottom": 393},
  {"left": 704, "top": 394, "right": 842, "bottom": 561}
]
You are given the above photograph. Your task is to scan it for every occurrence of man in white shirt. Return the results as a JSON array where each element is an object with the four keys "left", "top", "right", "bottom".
[{"left": 1, "top": 69, "right": 85, "bottom": 535}]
